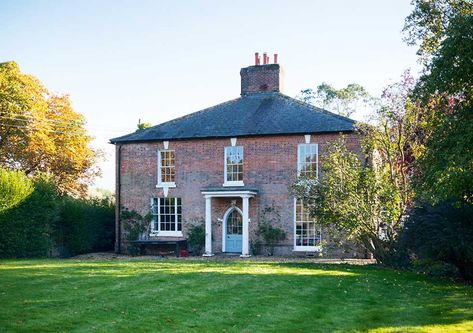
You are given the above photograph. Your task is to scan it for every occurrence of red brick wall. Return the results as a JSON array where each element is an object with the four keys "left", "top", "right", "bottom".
[{"left": 117, "top": 132, "right": 361, "bottom": 255}]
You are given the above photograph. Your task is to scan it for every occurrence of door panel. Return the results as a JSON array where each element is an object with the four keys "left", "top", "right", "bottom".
[{"left": 225, "top": 209, "right": 242, "bottom": 253}]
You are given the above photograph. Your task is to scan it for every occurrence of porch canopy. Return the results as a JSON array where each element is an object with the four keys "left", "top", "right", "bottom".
[{"left": 201, "top": 188, "right": 258, "bottom": 257}]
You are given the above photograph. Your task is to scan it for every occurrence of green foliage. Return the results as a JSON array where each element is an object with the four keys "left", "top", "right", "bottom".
[
  {"left": 399, "top": 201, "right": 473, "bottom": 281},
  {"left": 0, "top": 173, "right": 115, "bottom": 258},
  {"left": 54, "top": 195, "right": 115, "bottom": 257},
  {"left": 0, "top": 168, "right": 33, "bottom": 212},
  {"left": 136, "top": 121, "right": 152, "bottom": 131},
  {"left": 186, "top": 221, "right": 205, "bottom": 255},
  {"left": 256, "top": 206, "right": 287, "bottom": 256},
  {"left": 0, "top": 175, "right": 59, "bottom": 257},
  {"left": 403, "top": 0, "right": 473, "bottom": 62},
  {"left": 121, "top": 209, "right": 151, "bottom": 254},
  {"left": 292, "top": 137, "right": 407, "bottom": 264},
  {"left": 298, "top": 82, "right": 372, "bottom": 117},
  {"left": 0, "top": 61, "right": 100, "bottom": 197},
  {"left": 414, "top": 14, "right": 473, "bottom": 204}
]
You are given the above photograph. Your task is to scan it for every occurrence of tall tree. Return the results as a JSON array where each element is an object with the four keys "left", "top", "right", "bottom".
[
  {"left": 403, "top": 0, "right": 473, "bottom": 62},
  {"left": 298, "top": 83, "right": 372, "bottom": 117},
  {"left": 0, "top": 61, "right": 99, "bottom": 197},
  {"left": 414, "top": 13, "right": 473, "bottom": 203},
  {"left": 293, "top": 73, "right": 420, "bottom": 264}
]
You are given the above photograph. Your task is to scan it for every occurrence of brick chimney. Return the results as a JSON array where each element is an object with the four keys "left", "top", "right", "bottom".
[{"left": 240, "top": 52, "right": 284, "bottom": 95}]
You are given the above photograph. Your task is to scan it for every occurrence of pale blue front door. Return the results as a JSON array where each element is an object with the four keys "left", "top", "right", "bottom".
[{"left": 225, "top": 209, "right": 242, "bottom": 253}]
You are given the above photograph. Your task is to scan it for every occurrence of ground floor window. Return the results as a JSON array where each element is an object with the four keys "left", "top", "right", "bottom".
[
  {"left": 151, "top": 197, "right": 182, "bottom": 236},
  {"left": 294, "top": 199, "right": 321, "bottom": 250}
]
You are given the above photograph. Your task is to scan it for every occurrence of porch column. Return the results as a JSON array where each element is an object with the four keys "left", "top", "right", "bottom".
[
  {"left": 203, "top": 195, "right": 214, "bottom": 256},
  {"left": 240, "top": 195, "right": 251, "bottom": 257}
]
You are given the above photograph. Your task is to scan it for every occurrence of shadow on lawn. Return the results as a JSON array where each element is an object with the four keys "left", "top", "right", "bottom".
[{"left": 1, "top": 259, "right": 472, "bottom": 332}]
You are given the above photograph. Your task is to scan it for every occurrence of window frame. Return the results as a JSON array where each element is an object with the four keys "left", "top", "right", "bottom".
[
  {"left": 293, "top": 198, "right": 322, "bottom": 252},
  {"left": 223, "top": 146, "right": 244, "bottom": 187},
  {"left": 150, "top": 197, "right": 182, "bottom": 237},
  {"left": 297, "top": 143, "right": 318, "bottom": 179},
  {"left": 157, "top": 149, "right": 176, "bottom": 188}
]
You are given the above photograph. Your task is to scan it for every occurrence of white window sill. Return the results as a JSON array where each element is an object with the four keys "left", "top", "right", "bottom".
[
  {"left": 293, "top": 246, "right": 322, "bottom": 252},
  {"left": 156, "top": 182, "right": 176, "bottom": 188},
  {"left": 150, "top": 231, "right": 183, "bottom": 237},
  {"left": 223, "top": 181, "right": 244, "bottom": 187}
]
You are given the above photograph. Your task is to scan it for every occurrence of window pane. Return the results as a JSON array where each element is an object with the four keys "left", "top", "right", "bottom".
[
  {"left": 298, "top": 144, "right": 317, "bottom": 178},
  {"left": 159, "top": 150, "right": 175, "bottom": 183},
  {"left": 295, "top": 199, "right": 321, "bottom": 247},
  {"left": 225, "top": 146, "right": 244, "bottom": 182},
  {"left": 156, "top": 197, "right": 183, "bottom": 233}
]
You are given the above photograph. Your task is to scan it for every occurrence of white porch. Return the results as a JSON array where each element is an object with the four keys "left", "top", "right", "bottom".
[{"left": 201, "top": 188, "right": 258, "bottom": 258}]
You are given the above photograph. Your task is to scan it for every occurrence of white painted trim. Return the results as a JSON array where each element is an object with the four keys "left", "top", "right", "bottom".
[
  {"left": 163, "top": 141, "right": 169, "bottom": 150},
  {"left": 201, "top": 191, "right": 257, "bottom": 198},
  {"left": 230, "top": 137, "right": 237, "bottom": 147},
  {"left": 222, "top": 206, "right": 243, "bottom": 253},
  {"left": 304, "top": 134, "right": 311, "bottom": 144},
  {"left": 204, "top": 196, "right": 213, "bottom": 256},
  {"left": 156, "top": 183, "right": 176, "bottom": 188},
  {"left": 223, "top": 181, "right": 245, "bottom": 187},
  {"left": 241, "top": 196, "right": 250, "bottom": 257},
  {"left": 293, "top": 197, "right": 297, "bottom": 251},
  {"left": 293, "top": 246, "right": 321, "bottom": 252},
  {"left": 150, "top": 231, "right": 183, "bottom": 237}
]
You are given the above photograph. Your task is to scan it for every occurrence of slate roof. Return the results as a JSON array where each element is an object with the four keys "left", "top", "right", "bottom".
[{"left": 110, "top": 92, "right": 356, "bottom": 143}]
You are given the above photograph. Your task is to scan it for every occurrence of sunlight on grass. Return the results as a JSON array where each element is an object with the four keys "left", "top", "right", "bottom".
[
  {"left": 0, "top": 260, "right": 357, "bottom": 277},
  {"left": 369, "top": 320, "right": 473, "bottom": 333},
  {"left": 1, "top": 259, "right": 472, "bottom": 333}
]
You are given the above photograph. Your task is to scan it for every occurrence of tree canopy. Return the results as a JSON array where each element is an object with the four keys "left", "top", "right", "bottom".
[
  {"left": 0, "top": 61, "right": 99, "bottom": 197},
  {"left": 298, "top": 83, "right": 372, "bottom": 117},
  {"left": 414, "top": 13, "right": 473, "bottom": 203},
  {"left": 403, "top": 0, "right": 473, "bottom": 62}
]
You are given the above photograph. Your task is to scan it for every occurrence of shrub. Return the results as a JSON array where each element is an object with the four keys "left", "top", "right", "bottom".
[
  {"left": 54, "top": 195, "right": 115, "bottom": 257},
  {"left": 187, "top": 221, "right": 205, "bottom": 255},
  {"left": 0, "top": 175, "right": 59, "bottom": 257},
  {"left": 0, "top": 168, "right": 34, "bottom": 212},
  {"left": 256, "top": 206, "right": 287, "bottom": 256},
  {"left": 121, "top": 209, "right": 151, "bottom": 255},
  {"left": 399, "top": 201, "right": 473, "bottom": 281},
  {"left": 0, "top": 170, "right": 115, "bottom": 258}
]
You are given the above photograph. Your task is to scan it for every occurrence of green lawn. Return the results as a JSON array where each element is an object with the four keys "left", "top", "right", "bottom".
[{"left": 0, "top": 259, "right": 472, "bottom": 332}]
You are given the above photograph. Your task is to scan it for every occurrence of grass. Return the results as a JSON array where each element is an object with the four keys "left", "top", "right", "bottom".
[{"left": 0, "top": 259, "right": 472, "bottom": 332}]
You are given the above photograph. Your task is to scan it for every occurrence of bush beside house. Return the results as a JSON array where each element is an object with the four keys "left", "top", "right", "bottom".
[{"left": 0, "top": 168, "right": 115, "bottom": 258}]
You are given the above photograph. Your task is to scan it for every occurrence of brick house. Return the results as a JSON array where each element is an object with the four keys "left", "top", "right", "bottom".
[{"left": 110, "top": 53, "right": 361, "bottom": 257}]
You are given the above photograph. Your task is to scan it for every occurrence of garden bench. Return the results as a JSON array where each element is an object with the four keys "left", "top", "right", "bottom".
[{"left": 130, "top": 239, "right": 187, "bottom": 257}]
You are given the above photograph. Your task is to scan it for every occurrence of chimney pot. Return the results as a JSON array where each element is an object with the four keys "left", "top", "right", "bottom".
[
  {"left": 255, "top": 52, "right": 260, "bottom": 65},
  {"left": 263, "top": 52, "right": 268, "bottom": 65},
  {"left": 273, "top": 53, "right": 278, "bottom": 64}
]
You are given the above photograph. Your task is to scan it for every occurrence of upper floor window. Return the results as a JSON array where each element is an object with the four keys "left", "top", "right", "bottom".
[
  {"left": 151, "top": 197, "right": 182, "bottom": 236},
  {"left": 297, "top": 144, "right": 318, "bottom": 178},
  {"left": 224, "top": 146, "right": 244, "bottom": 186},
  {"left": 157, "top": 150, "right": 175, "bottom": 187}
]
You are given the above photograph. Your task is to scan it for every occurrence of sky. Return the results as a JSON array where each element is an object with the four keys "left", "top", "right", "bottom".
[{"left": 0, "top": 0, "right": 421, "bottom": 191}]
